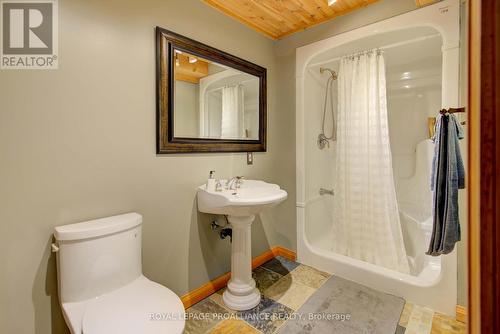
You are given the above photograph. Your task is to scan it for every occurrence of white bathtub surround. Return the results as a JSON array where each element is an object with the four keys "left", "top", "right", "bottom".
[
  {"left": 333, "top": 49, "right": 409, "bottom": 274},
  {"left": 398, "top": 140, "right": 435, "bottom": 274},
  {"left": 296, "top": 0, "right": 460, "bottom": 315},
  {"left": 223, "top": 215, "right": 262, "bottom": 310}
]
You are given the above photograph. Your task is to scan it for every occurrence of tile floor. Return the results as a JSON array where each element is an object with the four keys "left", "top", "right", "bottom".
[
  {"left": 397, "top": 302, "right": 467, "bottom": 334},
  {"left": 184, "top": 256, "right": 466, "bottom": 334}
]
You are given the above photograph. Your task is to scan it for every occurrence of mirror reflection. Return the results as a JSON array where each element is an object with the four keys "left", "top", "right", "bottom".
[{"left": 173, "top": 49, "right": 260, "bottom": 140}]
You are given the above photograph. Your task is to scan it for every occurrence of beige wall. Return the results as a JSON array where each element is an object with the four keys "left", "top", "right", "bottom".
[
  {"left": 0, "top": 1, "right": 468, "bottom": 333},
  {"left": 0, "top": 0, "right": 294, "bottom": 333}
]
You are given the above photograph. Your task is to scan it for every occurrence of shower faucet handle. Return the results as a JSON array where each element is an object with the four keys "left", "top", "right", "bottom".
[
  {"left": 319, "top": 188, "right": 334, "bottom": 196},
  {"left": 317, "top": 134, "right": 330, "bottom": 149}
]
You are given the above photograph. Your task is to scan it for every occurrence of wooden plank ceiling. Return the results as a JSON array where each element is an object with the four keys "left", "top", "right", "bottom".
[
  {"left": 203, "top": 0, "right": 442, "bottom": 40},
  {"left": 174, "top": 52, "right": 209, "bottom": 84},
  {"left": 415, "top": 0, "right": 441, "bottom": 7},
  {"left": 203, "top": 0, "right": 381, "bottom": 40}
]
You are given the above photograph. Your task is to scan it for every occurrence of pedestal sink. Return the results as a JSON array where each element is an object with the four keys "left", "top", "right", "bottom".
[{"left": 197, "top": 180, "right": 287, "bottom": 310}]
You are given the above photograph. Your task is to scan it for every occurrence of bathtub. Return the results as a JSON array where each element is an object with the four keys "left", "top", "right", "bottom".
[
  {"left": 297, "top": 193, "right": 456, "bottom": 314},
  {"left": 295, "top": 0, "right": 460, "bottom": 315}
]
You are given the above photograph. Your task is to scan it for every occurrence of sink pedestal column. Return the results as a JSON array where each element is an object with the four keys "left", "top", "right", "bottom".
[{"left": 222, "top": 215, "right": 261, "bottom": 311}]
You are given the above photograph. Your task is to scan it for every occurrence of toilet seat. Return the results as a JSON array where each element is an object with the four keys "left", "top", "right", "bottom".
[{"left": 80, "top": 276, "right": 185, "bottom": 334}]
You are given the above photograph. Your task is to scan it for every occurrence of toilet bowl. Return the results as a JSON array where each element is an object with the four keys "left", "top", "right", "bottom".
[{"left": 53, "top": 213, "right": 185, "bottom": 334}]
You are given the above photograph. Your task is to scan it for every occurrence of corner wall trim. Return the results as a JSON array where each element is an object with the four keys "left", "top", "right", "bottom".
[
  {"left": 180, "top": 246, "right": 296, "bottom": 309},
  {"left": 456, "top": 305, "right": 467, "bottom": 323}
]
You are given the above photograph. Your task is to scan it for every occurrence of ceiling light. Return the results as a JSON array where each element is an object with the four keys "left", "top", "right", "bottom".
[
  {"left": 188, "top": 57, "right": 197, "bottom": 63},
  {"left": 404, "top": 85, "right": 411, "bottom": 89},
  {"left": 401, "top": 71, "right": 411, "bottom": 79},
  {"left": 328, "top": 0, "right": 337, "bottom": 5}
]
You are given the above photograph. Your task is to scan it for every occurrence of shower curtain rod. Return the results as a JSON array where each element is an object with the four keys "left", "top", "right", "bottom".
[
  {"left": 205, "top": 78, "right": 256, "bottom": 93},
  {"left": 308, "top": 33, "right": 441, "bottom": 68}
]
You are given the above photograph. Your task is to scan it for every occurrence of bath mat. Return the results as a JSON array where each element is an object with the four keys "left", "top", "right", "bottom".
[{"left": 278, "top": 275, "right": 405, "bottom": 334}]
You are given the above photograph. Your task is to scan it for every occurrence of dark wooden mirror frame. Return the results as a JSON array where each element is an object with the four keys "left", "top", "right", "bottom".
[{"left": 155, "top": 27, "right": 267, "bottom": 154}]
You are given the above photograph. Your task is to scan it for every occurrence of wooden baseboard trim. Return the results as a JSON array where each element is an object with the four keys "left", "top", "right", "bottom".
[
  {"left": 181, "top": 246, "right": 296, "bottom": 309},
  {"left": 456, "top": 305, "right": 467, "bottom": 323},
  {"left": 180, "top": 272, "right": 231, "bottom": 310},
  {"left": 251, "top": 248, "right": 276, "bottom": 269},
  {"left": 272, "top": 246, "right": 297, "bottom": 261}
]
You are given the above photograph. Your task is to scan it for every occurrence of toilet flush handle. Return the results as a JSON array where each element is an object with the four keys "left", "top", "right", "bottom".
[{"left": 51, "top": 243, "right": 59, "bottom": 252}]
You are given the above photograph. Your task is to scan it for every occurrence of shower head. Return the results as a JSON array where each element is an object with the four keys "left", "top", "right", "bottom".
[{"left": 320, "top": 67, "right": 338, "bottom": 80}]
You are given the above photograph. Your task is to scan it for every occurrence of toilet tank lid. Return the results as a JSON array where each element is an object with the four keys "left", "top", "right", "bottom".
[{"left": 54, "top": 213, "right": 142, "bottom": 241}]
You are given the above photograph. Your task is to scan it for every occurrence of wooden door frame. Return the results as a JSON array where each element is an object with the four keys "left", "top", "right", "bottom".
[{"left": 469, "top": 0, "right": 500, "bottom": 332}]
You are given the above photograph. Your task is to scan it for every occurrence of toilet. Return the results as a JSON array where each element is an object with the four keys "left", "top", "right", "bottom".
[{"left": 53, "top": 212, "right": 185, "bottom": 334}]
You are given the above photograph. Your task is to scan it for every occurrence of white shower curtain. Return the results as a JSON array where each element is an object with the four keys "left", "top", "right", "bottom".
[
  {"left": 221, "top": 85, "right": 245, "bottom": 139},
  {"left": 333, "top": 49, "right": 410, "bottom": 274}
]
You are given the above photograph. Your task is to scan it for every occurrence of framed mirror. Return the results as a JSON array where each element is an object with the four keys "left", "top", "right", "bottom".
[{"left": 156, "top": 27, "right": 267, "bottom": 153}]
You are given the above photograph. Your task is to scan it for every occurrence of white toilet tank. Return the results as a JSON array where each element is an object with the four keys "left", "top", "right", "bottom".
[{"left": 54, "top": 213, "right": 143, "bottom": 303}]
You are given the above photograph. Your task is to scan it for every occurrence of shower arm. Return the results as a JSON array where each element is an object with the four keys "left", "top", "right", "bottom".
[{"left": 320, "top": 67, "right": 338, "bottom": 80}]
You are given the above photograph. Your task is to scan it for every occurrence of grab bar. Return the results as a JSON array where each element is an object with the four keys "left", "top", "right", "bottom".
[{"left": 319, "top": 188, "right": 334, "bottom": 196}]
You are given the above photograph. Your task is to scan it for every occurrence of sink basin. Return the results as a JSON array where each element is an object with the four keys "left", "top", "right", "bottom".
[
  {"left": 197, "top": 180, "right": 287, "bottom": 216},
  {"left": 196, "top": 179, "right": 287, "bottom": 311}
]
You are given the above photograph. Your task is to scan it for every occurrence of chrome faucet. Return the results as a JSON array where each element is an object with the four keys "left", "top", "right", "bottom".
[{"left": 226, "top": 176, "right": 244, "bottom": 190}]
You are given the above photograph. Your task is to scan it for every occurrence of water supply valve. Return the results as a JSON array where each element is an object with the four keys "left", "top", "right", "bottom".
[{"left": 220, "top": 228, "right": 232, "bottom": 242}]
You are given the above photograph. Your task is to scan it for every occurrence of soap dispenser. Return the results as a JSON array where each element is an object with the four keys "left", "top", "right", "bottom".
[{"left": 206, "top": 171, "right": 216, "bottom": 191}]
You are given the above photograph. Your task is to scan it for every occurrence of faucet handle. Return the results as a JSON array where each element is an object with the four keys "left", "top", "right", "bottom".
[{"left": 236, "top": 176, "right": 244, "bottom": 188}]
